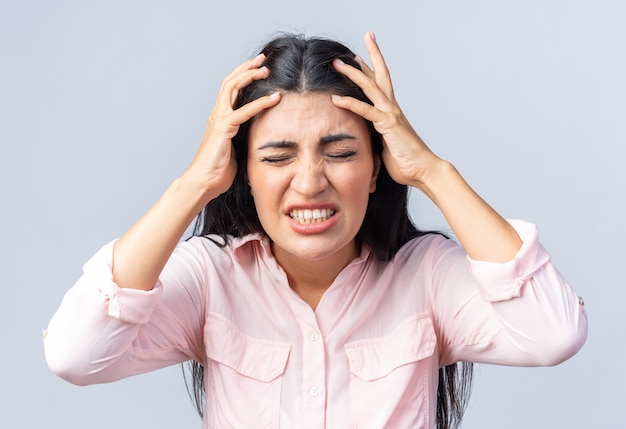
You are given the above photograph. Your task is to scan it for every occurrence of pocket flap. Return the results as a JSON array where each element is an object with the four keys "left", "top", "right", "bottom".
[
  {"left": 344, "top": 314, "right": 436, "bottom": 381},
  {"left": 205, "top": 313, "right": 291, "bottom": 382}
]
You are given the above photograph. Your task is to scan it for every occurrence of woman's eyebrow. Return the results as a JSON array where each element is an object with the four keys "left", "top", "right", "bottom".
[
  {"left": 257, "top": 140, "right": 297, "bottom": 151},
  {"left": 257, "top": 134, "right": 356, "bottom": 150},
  {"left": 320, "top": 133, "right": 356, "bottom": 145}
]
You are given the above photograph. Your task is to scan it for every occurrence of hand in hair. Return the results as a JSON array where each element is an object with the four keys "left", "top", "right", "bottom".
[
  {"left": 331, "top": 32, "right": 440, "bottom": 193},
  {"left": 184, "top": 54, "right": 282, "bottom": 202},
  {"left": 333, "top": 32, "right": 521, "bottom": 263},
  {"left": 111, "top": 55, "right": 281, "bottom": 291}
]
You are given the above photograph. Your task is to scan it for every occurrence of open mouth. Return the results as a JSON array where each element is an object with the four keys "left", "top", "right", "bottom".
[{"left": 289, "top": 208, "right": 335, "bottom": 224}]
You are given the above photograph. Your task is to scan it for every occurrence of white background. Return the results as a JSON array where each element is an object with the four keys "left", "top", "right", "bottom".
[{"left": 1, "top": 0, "right": 623, "bottom": 427}]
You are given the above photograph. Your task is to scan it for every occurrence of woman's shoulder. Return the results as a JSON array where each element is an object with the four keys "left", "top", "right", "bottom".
[
  {"left": 391, "top": 231, "right": 459, "bottom": 265},
  {"left": 184, "top": 232, "right": 269, "bottom": 263}
]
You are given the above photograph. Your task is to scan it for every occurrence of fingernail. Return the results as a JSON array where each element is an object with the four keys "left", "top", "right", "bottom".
[
  {"left": 331, "top": 94, "right": 342, "bottom": 102},
  {"left": 269, "top": 91, "right": 281, "bottom": 99},
  {"left": 333, "top": 58, "right": 345, "bottom": 66},
  {"left": 368, "top": 31, "right": 376, "bottom": 41}
]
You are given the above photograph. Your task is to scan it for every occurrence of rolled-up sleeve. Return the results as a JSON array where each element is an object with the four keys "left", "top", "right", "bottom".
[
  {"left": 467, "top": 220, "right": 552, "bottom": 302},
  {"left": 44, "top": 239, "right": 206, "bottom": 386},
  {"left": 86, "top": 241, "right": 164, "bottom": 323},
  {"left": 433, "top": 220, "right": 587, "bottom": 367}
]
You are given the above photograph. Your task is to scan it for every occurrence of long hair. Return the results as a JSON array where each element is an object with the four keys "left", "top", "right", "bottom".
[{"left": 185, "top": 34, "right": 473, "bottom": 429}]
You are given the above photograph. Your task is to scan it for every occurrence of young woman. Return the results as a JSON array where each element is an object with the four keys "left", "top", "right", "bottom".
[{"left": 44, "top": 32, "right": 587, "bottom": 429}]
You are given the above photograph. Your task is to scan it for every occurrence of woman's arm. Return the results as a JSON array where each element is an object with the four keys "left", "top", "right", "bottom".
[
  {"left": 332, "top": 32, "right": 520, "bottom": 262},
  {"left": 417, "top": 160, "right": 522, "bottom": 262},
  {"left": 45, "top": 240, "right": 208, "bottom": 385},
  {"left": 45, "top": 55, "right": 282, "bottom": 383},
  {"left": 429, "top": 220, "right": 587, "bottom": 367},
  {"left": 334, "top": 33, "right": 586, "bottom": 364},
  {"left": 113, "top": 55, "right": 281, "bottom": 291}
]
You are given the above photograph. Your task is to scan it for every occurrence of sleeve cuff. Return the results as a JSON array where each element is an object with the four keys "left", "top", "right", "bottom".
[
  {"left": 467, "top": 219, "right": 552, "bottom": 302},
  {"left": 82, "top": 240, "right": 163, "bottom": 324}
]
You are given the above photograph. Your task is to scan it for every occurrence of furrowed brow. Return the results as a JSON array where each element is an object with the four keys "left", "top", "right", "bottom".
[
  {"left": 257, "top": 141, "right": 297, "bottom": 151},
  {"left": 256, "top": 134, "right": 356, "bottom": 150},
  {"left": 320, "top": 134, "right": 357, "bottom": 145}
]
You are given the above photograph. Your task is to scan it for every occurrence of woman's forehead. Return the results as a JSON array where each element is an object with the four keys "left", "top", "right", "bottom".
[{"left": 250, "top": 92, "right": 368, "bottom": 140}]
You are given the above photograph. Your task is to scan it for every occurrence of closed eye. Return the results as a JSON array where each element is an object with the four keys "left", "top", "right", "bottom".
[
  {"left": 260, "top": 155, "right": 294, "bottom": 164},
  {"left": 326, "top": 150, "right": 357, "bottom": 160}
]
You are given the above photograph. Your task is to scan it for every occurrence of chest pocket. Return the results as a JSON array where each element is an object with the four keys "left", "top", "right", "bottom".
[
  {"left": 344, "top": 313, "right": 437, "bottom": 428},
  {"left": 204, "top": 313, "right": 291, "bottom": 429}
]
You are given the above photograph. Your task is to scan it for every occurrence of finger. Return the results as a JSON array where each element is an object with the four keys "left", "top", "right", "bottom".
[
  {"left": 354, "top": 55, "right": 375, "bottom": 80},
  {"left": 331, "top": 94, "right": 389, "bottom": 125},
  {"left": 228, "top": 66, "right": 271, "bottom": 107},
  {"left": 215, "top": 54, "right": 268, "bottom": 111},
  {"left": 229, "top": 91, "right": 282, "bottom": 126},
  {"left": 216, "top": 65, "right": 271, "bottom": 114},
  {"left": 222, "top": 53, "right": 266, "bottom": 82},
  {"left": 332, "top": 58, "right": 393, "bottom": 109},
  {"left": 363, "top": 32, "right": 394, "bottom": 98}
]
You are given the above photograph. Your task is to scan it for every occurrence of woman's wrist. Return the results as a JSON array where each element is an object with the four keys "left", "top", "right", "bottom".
[
  {"left": 175, "top": 171, "right": 222, "bottom": 209},
  {"left": 409, "top": 157, "right": 457, "bottom": 205}
]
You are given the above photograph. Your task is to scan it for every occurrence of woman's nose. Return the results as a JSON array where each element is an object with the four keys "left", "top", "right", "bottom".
[{"left": 290, "top": 158, "right": 329, "bottom": 197}]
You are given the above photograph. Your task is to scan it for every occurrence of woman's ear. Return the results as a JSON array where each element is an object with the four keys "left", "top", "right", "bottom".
[{"left": 369, "top": 156, "right": 381, "bottom": 193}]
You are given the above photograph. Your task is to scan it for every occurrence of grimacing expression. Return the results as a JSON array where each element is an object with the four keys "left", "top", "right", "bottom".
[{"left": 247, "top": 92, "right": 379, "bottom": 268}]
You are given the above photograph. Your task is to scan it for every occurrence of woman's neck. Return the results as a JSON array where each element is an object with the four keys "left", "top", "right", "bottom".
[{"left": 271, "top": 241, "right": 359, "bottom": 310}]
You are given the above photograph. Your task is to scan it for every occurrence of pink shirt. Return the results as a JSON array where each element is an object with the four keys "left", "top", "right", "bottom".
[{"left": 44, "top": 220, "right": 587, "bottom": 428}]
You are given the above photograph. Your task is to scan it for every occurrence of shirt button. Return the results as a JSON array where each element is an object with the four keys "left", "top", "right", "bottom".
[
  {"left": 310, "top": 331, "right": 320, "bottom": 342},
  {"left": 309, "top": 386, "right": 319, "bottom": 397},
  {"left": 578, "top": 295, "right": 585, "bottom": 307}
]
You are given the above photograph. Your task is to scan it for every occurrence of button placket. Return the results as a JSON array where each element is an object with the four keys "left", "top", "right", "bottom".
[{"left": 299, "top": 319, "right": 326, "bottom": 428}]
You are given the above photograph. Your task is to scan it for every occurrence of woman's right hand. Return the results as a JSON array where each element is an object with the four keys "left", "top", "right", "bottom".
[
  {"left": 183, "top": 54, "right": 282, "bottom": 202},
  {"left": 112, "top": 55, "right": 280, "bottom": 291}
]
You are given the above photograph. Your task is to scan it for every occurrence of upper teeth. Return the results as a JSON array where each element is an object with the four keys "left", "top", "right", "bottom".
[{"left": 290, "top": 209, "right": 335, "bottom": 223}]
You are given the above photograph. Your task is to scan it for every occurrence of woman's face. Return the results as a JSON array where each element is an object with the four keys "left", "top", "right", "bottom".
[{"left": 247, "top": 92, "right": 379, "bottom": 268}]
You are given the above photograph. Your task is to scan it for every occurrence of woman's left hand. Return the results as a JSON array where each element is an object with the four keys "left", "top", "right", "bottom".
[
  {"left": 331, "top": 32, "right": 441, "bottom": 191},
  {"left": 335, "top": 33, "right": 523, "bottom": 262}
]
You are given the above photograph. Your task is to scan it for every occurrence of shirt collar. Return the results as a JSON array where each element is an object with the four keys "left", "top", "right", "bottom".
[
  {"left": 231, "top": 232, "right": 272, "bottom": 260},
  {"left": 231, "top": 233, "right": 372, "bottom": 266}
]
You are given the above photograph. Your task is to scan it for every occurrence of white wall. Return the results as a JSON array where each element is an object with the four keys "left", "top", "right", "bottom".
[{"left": 2, "top": 1, "right": 623, "bottom": 427}]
